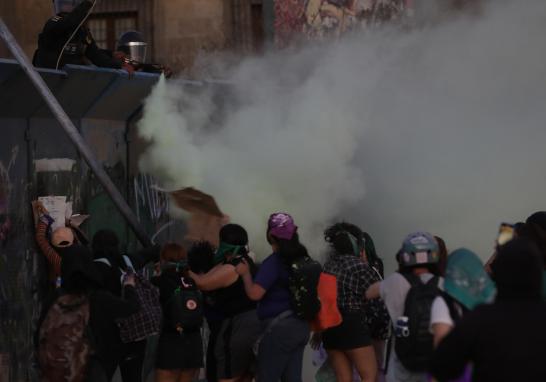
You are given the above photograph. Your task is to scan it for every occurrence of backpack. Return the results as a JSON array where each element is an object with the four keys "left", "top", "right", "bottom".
[
  {"left": 394, "top": 273, "right": 440, "bottom": 372},
  {"left": 287, "top": 256, "right": 322, "bottom": 321},
  {"left": 95, "top": 255, "right": 162, "bottom": 343},
  {"left": 38, "top": 294, "right": 91, "bottom": 382},
  {"left": 311, "top": 272, "right": 342, "bottom": 331},
  {"left": 166, "top": 275, "right": 203, "bottom": 333},
  {"left": 441, "top": 291, "right": 468, "bottom": 324},
  {"left": 365, "top": 266, "right": 392, "bottom": 341}
]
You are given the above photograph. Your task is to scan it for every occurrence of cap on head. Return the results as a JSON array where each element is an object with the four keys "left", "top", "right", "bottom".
[
  {"left": 399, "top": 231, "right": 439, "bottom": 267},
  {"left": 267, "top": 212, "right": 297, "bottom": 240},
  {"left": 52, "top": 227, "right": 74, "bottom": 248}
]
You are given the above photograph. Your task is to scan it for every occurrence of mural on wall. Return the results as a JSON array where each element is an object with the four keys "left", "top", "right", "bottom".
[{"left": 274, "top": 0, "right": 407, "bottom": 46}]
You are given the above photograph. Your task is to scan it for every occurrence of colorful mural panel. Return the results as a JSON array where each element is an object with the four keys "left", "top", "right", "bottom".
[{"left": 275, "top": 0, "right": 408, "bottom": 46}]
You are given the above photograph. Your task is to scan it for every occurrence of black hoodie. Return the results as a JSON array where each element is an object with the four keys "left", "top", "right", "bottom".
[
  {"left": 40, "top": 245, "right": 140, "bottom": 374},
  {"left": 431, "top": 239, "right": 546, "bottom": 382}
]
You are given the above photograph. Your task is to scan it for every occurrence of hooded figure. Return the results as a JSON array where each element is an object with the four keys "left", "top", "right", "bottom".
[
  {"left": 59, "top": 244, "right": 103, "bottom": 292},
  {"left": 431, "top": 238, "right": 546, "bottom": 382}
]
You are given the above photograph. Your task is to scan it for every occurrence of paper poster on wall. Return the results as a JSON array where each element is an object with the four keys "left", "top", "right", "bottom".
[{"left": 38, "top": 196, "right": 67, "bottom": 231}]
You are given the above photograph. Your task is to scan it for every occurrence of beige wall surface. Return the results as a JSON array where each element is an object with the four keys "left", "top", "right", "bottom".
[
  {"left": 0, "top": 0, "right": 52, "bottom": 60},
  {"left": 153, "top": 0, "right": 233, "bottom": 73}
]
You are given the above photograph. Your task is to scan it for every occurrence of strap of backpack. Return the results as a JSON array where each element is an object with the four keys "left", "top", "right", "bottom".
[
  {"left": 94, "top": 258, "right": 111, "bottom": 267},
  {"left": 122, "top": 255, "right": 135, "bottom": 272},
  {"left": 425, "top": 275, "right": 439, "bottom": 287},
  {"left": 399, "top": 271, "right": 421, "bottom": 287},
  {"left": 440, "top": 291, "right": 467, "bottom": 323}
]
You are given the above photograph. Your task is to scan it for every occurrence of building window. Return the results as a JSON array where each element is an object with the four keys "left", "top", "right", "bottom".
[{"left": 88, "top": 12, "right": 138, "bottom": 51}]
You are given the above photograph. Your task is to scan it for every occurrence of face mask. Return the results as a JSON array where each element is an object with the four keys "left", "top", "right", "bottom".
[{"left": 213, "top": 242, "right": 243, "bottom": 265}]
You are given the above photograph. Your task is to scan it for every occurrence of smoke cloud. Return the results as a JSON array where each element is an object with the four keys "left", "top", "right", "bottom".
[{"left": 138, "top": 0, "right": 546, "bottom": 272}]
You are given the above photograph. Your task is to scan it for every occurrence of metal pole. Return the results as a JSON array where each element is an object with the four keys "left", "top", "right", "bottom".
[{"left": 0, "top": 18, "right": 153, "bottom": 248}]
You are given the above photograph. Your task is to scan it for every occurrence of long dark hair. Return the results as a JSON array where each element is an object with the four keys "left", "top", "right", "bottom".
[
  {"left": 188, "top": 241, "right": 215, "bottom": 274},
  {"left": 363, "top": 231, "right": 384, "bottom": 278},
  {"left": 269, "top": 232, "right": 309, "bottom": 266},
  {"left": 324, "top": 222, "right": 365, "bottom": 258}
]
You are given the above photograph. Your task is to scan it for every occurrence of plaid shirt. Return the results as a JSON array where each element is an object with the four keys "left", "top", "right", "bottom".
[{"left": 324, "top": 254, "right": 380, "bottom": 313}]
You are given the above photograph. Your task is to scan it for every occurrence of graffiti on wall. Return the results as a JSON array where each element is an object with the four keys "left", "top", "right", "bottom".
[
  {"left": 275, "top": 0, "right": 407, "bottom": 46},
  {"left": 0, "top": 147, "right": 18, "bottom": 245}
]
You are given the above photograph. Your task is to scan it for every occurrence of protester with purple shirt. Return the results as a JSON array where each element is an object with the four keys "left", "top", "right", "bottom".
[{"left": 236, "top": 212, "right": 311, "bottom": 382}]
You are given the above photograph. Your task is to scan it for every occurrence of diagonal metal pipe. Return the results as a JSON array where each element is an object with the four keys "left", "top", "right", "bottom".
[{"left": 0, "top": 17, "right": 152, "bottom": 248}]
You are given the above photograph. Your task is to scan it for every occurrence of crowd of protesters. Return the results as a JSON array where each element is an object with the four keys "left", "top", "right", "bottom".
[{"left": 32, "top": 200, "right": 546, "bottom": 382}]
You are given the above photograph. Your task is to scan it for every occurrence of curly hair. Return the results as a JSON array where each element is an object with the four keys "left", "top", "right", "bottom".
[
  {"left": 187, "top": 241, "right": 215, "bottom": 274},
  {"left": 324, "top": 222, "right": 365, "bottom": 257}
]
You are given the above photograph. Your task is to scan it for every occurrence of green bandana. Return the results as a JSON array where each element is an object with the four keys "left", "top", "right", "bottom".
[
  {"left": 214, "top": 242, "right": 243, "bottom": 265},
  {"left": 161, "top": 260, "right": 187, "bottom": 272}
]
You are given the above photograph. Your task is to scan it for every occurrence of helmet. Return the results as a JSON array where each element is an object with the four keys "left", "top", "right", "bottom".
[
  {"left": 116, "top": 31, "right": 148, "bottom": 63},
  {"left": 398, "top": 231, "right": 439, "bottom": 267},
  {"left": 53, "top": 0, "right": 85, "bottom": 14}
]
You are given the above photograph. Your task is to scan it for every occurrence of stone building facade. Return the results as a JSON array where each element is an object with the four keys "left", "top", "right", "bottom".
[{"left": 0, "top": 0, "right": 273, "bottom": 73}]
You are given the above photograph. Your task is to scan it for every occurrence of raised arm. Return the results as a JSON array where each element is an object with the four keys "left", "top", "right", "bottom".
[
  {"left": 35, "top": 218, "right": 61, "bottom": 278},
  {"left": 43, "top": 0, "right": 94, "bottom": 36}
]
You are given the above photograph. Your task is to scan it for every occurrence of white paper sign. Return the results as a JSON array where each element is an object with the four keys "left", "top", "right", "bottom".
[{"left": 38, "top": 196, "right": 67, "bottom": 231}]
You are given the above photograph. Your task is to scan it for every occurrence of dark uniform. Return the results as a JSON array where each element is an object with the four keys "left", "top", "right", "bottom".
[{"left": 33, "top": 0, "right": 122, "bottom": 70}]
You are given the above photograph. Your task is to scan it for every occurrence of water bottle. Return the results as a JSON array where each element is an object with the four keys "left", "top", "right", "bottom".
[
  {"left": 55, "top": 276, "right": 62, "bottom": 289},
  {"left": 396, "top": 316, "right": 410, "bottom": 337}
]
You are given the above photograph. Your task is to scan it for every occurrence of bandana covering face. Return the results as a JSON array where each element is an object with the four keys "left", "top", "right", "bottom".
[
  {"left": 268, "top": 212, "right": 297, "bottom": 240},
  {"left": 214, "top": 242, "right": 243, "bottom": 265},
  {"left": 444, "top": 248, "right": 496, "bottom": 310}
]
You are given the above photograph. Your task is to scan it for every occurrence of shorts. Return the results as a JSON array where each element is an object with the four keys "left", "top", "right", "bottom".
[
  {"left": 155, "top": 330, "right": 204, "bottom": 370},
  {"left": 322, "top": 311, "right": 372, "bottom": 350},
  {"left": 215, "top": 309, "right": 261, "bottom": 379}
]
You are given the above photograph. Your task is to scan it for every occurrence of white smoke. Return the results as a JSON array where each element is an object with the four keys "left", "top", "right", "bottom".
[{"left": 138, "top": 0, "right": 546, "bottom": 272}]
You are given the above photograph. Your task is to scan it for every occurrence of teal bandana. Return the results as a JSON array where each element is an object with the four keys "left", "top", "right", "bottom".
[
  {"left": 213, "top": 242, "right": 243, "bottom": 265},
  {"left": 444, "top": 248, "right": 496, "bottom": 310}
]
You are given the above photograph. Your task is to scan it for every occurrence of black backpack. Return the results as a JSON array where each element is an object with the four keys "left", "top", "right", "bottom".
[
  {"left": 287, "top": 256, "right": 322, "bottom": 321},
  {"left": 166, "top": 276, "right": 203, "bottom": 333},
  {"left": 394, "top": 273, "right": 440, "bottom": 372}
]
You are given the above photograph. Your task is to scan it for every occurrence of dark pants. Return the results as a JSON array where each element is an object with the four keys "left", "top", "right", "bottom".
[
  {"left": 257, "top": 316, "right": 310, "bottom": 382},
  {"left": 103, "top": 340, "right": 147, "bottom": 382},
  {"left": 206, "top": 319, "right": 223, "bottom": 382}
]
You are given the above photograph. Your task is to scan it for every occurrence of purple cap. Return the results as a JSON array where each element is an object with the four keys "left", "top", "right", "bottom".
[{"left": 268, "top": 212, "right": 297, "bottom": 240}]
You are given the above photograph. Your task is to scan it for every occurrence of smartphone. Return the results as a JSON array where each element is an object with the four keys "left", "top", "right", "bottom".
[{"left": 496, "top": 223, "right": 514, "bottom": 246}]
